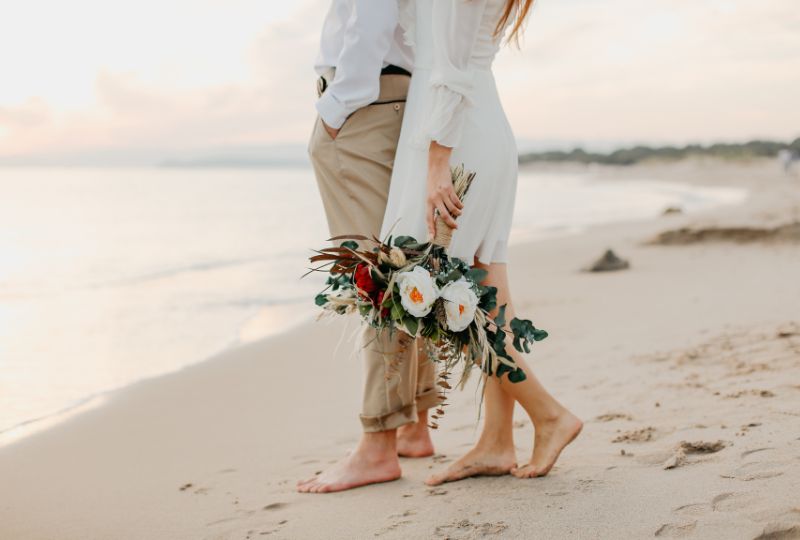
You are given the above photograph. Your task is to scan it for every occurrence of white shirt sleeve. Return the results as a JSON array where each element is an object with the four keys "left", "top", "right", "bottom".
[
  {"left": 316, "top": 0, "right": 399, "bottom": 129},
  {"left": 420, "top": 0, "right": 488, "bottom": 148}
]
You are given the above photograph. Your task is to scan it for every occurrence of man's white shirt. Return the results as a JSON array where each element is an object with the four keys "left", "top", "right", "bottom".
[{"left": 315, "top": 0, "right": 413, "bottom": 129}]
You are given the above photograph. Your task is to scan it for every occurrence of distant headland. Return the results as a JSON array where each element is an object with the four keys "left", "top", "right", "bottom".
[{"left": 519, "top": 138, "right": 800, "bottom": 166}]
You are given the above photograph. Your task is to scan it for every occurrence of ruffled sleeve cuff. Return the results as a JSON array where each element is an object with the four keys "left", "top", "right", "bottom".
[{"left": 414, "top": 78, "right": 474, "bottom": 149}]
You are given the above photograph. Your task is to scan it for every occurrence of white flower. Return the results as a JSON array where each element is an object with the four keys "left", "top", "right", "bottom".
[
  {"left": 396, "top": 266, "right": 438, "bottom": 318},
  {"left": 439, "top": 279, "right": 479, "bottom": 332}
]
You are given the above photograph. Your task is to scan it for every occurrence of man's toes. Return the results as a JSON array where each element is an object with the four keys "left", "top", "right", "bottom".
[
  {"left": 301, "top": 479, "right": 323, "bottom": 493},
  {"left": 511, "top": 465, "right": 535, "bottom": 478},
  {"left": 296, "top": 476, "right": 316, "bottom": 488},
  {"left": 424, "top": 474, "right": 443, "bottom": 486},
  {"left": 426, "top": 468, "right": 457, "bottom": 485}
]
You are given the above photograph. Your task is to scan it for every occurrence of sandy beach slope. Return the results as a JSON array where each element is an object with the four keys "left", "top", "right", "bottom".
[{"left": 0, "top": 159, "right": 798, "bottom": 540}]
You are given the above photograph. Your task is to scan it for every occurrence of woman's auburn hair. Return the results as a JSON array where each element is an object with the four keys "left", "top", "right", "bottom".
[{"left": 495, "top": 0, "right": 534, "bottom": 44}]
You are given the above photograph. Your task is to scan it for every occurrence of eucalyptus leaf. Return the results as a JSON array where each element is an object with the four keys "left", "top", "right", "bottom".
[
  {"left": 510, "top": 318, "right": 549, "bottom": 352},
  {"left": 404, "top": 317, "right": 419, "bottom": 336},
  {"left": 391, "top": 303, "right": 404, "bottom": 321},
  {"left": 494, "top": 305, "right": 507, "bottom": 329},
  {"left": 465, "top": 268, "right": 488, "bottom": 284},
  {"left": 508, "top": 367, "right": 527, "bottom": 383},
  {"left": 394, "top": 236, "right": 416, "bottom": 248},
  {"left": 441, "top": 269, "right": 463, "bottom": 285}
]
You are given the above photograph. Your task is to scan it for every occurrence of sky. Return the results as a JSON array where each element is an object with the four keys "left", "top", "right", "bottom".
[{"left": 0, "top": 0, "right": 798, "bottom": 164}]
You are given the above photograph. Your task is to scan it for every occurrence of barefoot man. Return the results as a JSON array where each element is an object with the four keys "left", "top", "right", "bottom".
[{"left": 298, "top": 0, "right": 439, "bottom": 493}]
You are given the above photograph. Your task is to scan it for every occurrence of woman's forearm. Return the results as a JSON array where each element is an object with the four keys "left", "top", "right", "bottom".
[
  {"left": 425, "top": 140, "right": 462, "bottom": 234},
  {"left": 428, "top": 141, "right": 453, "bottom": 169}
]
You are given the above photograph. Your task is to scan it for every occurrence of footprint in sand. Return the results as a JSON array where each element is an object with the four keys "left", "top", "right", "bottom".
[
  {"left": 375, "top": 510, "right": 417, "bottom": 536},
  {"left": 663, "top": 440, "right": 728, "bottom": 469},
  {"left": 434, "top": 519, "right": 508, "bottom": 538},
  {"left": 595, "top": 412, "right": 633, "bottom": 422},
  {"left": 654, "top": 521, "right": 697, "bottom": 537},
  {"left": 612, "top": 426, "right": 657, "bottom": 443},
  {"left": 740, "top": 447, "right": 775, "bottom": 459},
  {"left": 263, "top": 502, "right": 287, "bottom": 511},
  {"left": 252, "top": 519, "right": 289, "bottom": 537},
  {"left": 375, "top": 519, "right": 413, "bottom": 536},
  {"left": 711, "top": 491, "right": 763, "bottom": 512},
  {"left": 721, "top": 461, "right": 785, "bottom": 481},
  {"left": 672, "top": 502, "right": 712, "bottom": 517}
]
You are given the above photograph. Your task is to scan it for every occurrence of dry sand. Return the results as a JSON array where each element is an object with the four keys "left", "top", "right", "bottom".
[{"left": 1, "top": 159, "right": 798, "bottom": 540}]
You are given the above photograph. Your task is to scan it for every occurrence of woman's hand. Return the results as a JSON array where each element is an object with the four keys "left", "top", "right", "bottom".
[{"left": 426, "top": 141, "right": 464, "bottom": 237}]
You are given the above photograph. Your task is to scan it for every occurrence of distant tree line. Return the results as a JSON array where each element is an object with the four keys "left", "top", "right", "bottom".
[{"left": 518, "top": 137, "right": 800, "bottom": 166}]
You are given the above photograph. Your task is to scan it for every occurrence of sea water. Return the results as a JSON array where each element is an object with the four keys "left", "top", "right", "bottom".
[{"left": 0, "top": 165, "right": 745, "bottom": 444}]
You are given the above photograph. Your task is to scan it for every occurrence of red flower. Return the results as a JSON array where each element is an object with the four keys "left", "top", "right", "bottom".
[
  {"left": 354, "top": 264, "right": 377, "bottom": 298},
  {"left": 376, "top": 290, "right": 390, "bottom": 318}
]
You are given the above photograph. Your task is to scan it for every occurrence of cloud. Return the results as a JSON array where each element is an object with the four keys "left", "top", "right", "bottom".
[
  {"left": 1, "top": 0, "right": 798, "bottom": 163},
  {"left": 495, "top": 0, "right": 800, "bottom": 142}
]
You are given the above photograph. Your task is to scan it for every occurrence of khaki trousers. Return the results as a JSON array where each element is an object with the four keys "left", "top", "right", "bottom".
[{"left": 309, "top": 74, "right": 439, "bottom": 432}]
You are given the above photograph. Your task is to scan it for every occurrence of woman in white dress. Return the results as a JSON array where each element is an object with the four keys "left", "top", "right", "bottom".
[{"left": 382, "top": 0, "right": 583, "bottom": 484}]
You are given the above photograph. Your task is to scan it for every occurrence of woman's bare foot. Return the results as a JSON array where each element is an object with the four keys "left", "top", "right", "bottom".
[
  {"left": 425, "top": 444, "right": 516, "bottom": 486},
  {"left": 511, "top": 410, "right": 583, "bottom": 479},
  {"left": 397, "top": 410, "right": 435, "bottom": 458},
  {"left": 297, "top": 432, "right": 401, "bottom": 493}
]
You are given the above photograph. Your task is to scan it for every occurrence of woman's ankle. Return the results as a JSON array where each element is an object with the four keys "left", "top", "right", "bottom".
[{"left": 476, "top": 431, "right": 515, "bottom": 453}]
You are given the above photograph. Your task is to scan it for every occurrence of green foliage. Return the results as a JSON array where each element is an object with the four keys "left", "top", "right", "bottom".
[
  {"left": 341, "top": 240, "right": 359, "bottom": 250},
  {"left": 508, "top": 367, "right": 527, "bottom": 383},
  {"left": 494, "top": 305, "right": 507, "bottom": 328},
  {"left": 390, "top": 301, "right": 404, "bottom": 321},
  {"left": 510, "top": 318, "right": 549, "bottom": 353},
  {"left": 518, "top": 138, "right": 800, "bottom": 166},
  {"left": 439, "top": 268, "right": 463, "bottom": 286},
  {"left": 479, "top": 285, "right": 498, "bottom": 312},
  {"left": 465, "top": 268, "right": 488, "bottom": 284},
  {"left": 326, "top": 273, "right": 350, "bottom": 291},
  {"left": 403, "top": 316, "right": 418, "bottom": 337},
  {"left": 314, "top": 293, "right": 328, "bottom": 306}
]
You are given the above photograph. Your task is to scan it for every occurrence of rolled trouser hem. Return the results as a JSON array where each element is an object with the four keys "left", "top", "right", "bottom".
[
  {"left": 360, "top": 403, "right": 418, "bottom": 433},
  {"left": 414, "top": 387, "right": 441, "bottom": 413}
]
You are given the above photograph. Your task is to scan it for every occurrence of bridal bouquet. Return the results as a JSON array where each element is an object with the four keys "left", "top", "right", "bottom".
[{"left": 308, "top": 165, "right": 548, "bottom": 413}]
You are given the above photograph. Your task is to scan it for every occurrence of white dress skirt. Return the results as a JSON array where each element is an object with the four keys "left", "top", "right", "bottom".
[{"left": 381, "top": 0, "right": 518, "bottom": 265}]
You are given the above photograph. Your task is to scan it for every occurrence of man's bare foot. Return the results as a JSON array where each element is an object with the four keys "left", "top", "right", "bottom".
[
  {"left": 297, "top": 432, "right": 401, "bottom": 493},
  {"left": 511, "top": 409, "right": 583, "bottom": 478},
  {"left": 425, "top": 444, "right": 516, "bottom": 486},
  {"left": 397, "top": 410, "right": 435, "bottom": 458}
]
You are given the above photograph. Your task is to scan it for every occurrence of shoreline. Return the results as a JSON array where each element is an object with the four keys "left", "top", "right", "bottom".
[
  {"left": 1, "top": 158, "right": 798, "bottom": 539},
  {"left": 0, "top": 161, "right": 751, "bottom": 451}
]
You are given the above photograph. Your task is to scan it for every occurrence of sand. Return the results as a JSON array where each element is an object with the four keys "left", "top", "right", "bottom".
[{"left": 1, "top": 159, "right": 798, "bottom": 540}]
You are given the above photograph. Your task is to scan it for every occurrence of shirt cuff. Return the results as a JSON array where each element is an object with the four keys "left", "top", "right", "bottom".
[{"left": 315, "top": 91, "right": 350, "bottom": 130}]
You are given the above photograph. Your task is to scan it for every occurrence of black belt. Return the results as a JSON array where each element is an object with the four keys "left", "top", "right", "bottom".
[
  {"left": 317, "top": 64, "right": 411, "bottom": 96},
  {"left": 380, "top": 64, "right": 412, "bottom": 77}
]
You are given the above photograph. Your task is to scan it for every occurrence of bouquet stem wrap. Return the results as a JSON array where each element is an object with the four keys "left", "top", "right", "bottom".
[{"left": 432, "top": 165, "right": 476, "bottom": 249}]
